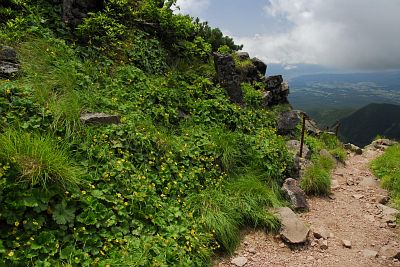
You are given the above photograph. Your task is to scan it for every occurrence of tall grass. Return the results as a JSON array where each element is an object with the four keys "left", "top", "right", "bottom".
[
  {"left": 18, "top": 38, "right": 83, "bottom": 132},
  {"left": 0, "top": 129, "right": 82, "bottom": 188},
  {"left": 371, "top": 144, "right": 400, "bottom": 207},
  {"left": 188, "top": 174, "right": 282, "bottom": 254},
  {"left": 300, "top": 154, "right": 335, "bottom": 196}
]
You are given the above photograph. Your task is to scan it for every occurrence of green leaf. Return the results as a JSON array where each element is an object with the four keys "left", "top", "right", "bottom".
[{"left": 52, "top": 200, "right": 76, "bottom": 225}]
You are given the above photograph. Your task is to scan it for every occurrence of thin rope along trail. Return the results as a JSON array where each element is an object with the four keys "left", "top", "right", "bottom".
[{"left": 215, "top": 145, "right": 400, "bottom": 267}]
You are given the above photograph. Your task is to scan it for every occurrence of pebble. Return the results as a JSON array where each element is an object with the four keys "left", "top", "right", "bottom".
[
  {"left": 353, "top": 194, "right": 365, "bottom": 199},
  {"left": 362, "top": 249, "right": 378, "bottom": 258},
  {"left": 318, "top": 239, "right": 328, "bottom": 250},
  {"left": 342, "top": 239, "right": 352, "bottom": 248},
  {"left": 231, "top": 256, "right": 248, "bottom": 267}
]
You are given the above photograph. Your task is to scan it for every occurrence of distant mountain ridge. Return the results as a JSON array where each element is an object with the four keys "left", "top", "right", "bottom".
[{"left": 339, "top": 103, "right": 400, "bottom": 147}]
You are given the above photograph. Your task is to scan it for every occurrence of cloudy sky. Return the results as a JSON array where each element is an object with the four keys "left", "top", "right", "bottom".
[{"left": 175, "top": 0, "right": 400, "bottom": 71}]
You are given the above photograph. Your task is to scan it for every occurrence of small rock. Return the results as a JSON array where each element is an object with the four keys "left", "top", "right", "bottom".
[
  {"left": 362, "top": 249, "right": 378, "bottom": 258},
  {"left": 353, "top": 194, "right": 364, "bottom": 200},
  {"left": 248, "top": 248, "right": 256, "bottom": 254},
  {"left": 80, "top": 112, "right": 121, "bottom": 125},
  {"left": 329, "top": 233, "right": 335, "bottom": 239},
  {"left": 231, "top": 256, "right": 248, "bottom": 267},
  {"left": 318, "top": 239, "right": 328, "bottom": 250},
  {"left": 342, "top": 239, "right": 352, "bottom": 248},
  {"left": 347, "top": 177, "right": 355, "bottom": 186},
  {"left": 279, "top": 242, "right": 285, "bottom": 248},
  {"left": 377, "top": 195, "right": 390, "bottom": 205},
  {"left": 388, "top": 222, "right": 397, "bottom": 228},
  {"left": 359, "top": 177, "right": 379, "bottom": 187},
  {"left": 331, "top": 180, "right": 340, "bottom": 190},
  {"left": 378, "top": 245, "right": 400, "bottom": 260},
  {"left": 312, "top": 227, "right": 329, "bottom": 240},
  {"left": 377, "top": 204, "right": 400, "bottom": 223}
]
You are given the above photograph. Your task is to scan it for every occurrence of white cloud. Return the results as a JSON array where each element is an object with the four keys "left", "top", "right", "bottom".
[
  {"left": 237, "top": 0, "right": 400, "bottom": 70},
  {"left": 175, "top": 0, "right": 210, "bottom": 16}
]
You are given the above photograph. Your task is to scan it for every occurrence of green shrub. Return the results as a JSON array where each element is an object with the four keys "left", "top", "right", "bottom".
[
  {"left": 371, "top": 144, "right": 400, "bottom": 207},
  {"left": 0, "top": 129, "right": 81, "bottom": 188},
  {"left": 242, "top": 83, "right": 264, "bottom": 108}
]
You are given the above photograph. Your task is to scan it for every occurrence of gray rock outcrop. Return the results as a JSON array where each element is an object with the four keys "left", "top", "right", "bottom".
[
  {"left": 281, "top": 178, "right": 309, "bottom": 210},
  {"left": 286, "top": 139, "right": 311, "bottom": 159},
  {"left": 277, "top": 207, "right": 309, "bottom": 244},
  {"left": 213, "top": 53, "right": 243, "bottom": 104},
  {"left": 344, "top": 143, "right": 363, "bottom": 154},
  {"left": 277, "top": 110, "right": 301, "bottom": 135},
  {"left": 62, "top": 0, "right": 104, "bottom": 27},
  {"left": 213, "top": 52, "right": 289, "bottom": 106}
]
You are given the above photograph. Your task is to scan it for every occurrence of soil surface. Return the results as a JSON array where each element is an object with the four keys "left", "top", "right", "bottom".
[{"left": 215, "top": 146, "right": 400, "bottom": 267}]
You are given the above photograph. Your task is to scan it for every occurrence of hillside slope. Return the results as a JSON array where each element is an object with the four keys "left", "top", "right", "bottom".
[
  {"left": 0, "top": 1, "right": 295, "bottom": 266},
  {"left": 339, "top": 103, "right": 400, "bottom": 147}
]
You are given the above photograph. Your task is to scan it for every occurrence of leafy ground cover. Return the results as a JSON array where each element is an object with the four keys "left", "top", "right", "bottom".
[{"left": 0, "top": 1, "right": 343, "bottom": 266}]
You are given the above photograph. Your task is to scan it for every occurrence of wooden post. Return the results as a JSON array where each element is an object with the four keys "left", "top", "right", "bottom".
[{"left": 300, "top": 114, "right": 307, "bottom": 158}]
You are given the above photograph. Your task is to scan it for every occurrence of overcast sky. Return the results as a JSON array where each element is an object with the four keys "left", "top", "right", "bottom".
[{"left": 175, "top": 0, "right": 400, "bottom": 71}]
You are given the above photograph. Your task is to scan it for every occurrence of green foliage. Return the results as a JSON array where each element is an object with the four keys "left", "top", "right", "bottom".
[
  {"left": 217, "top": 44, "right": 232, "bottom": 55},
  {"left": 232, "top": 53, "right": 254, "bottom": 71},
  {"left": 194, "top": 19, "right": 242, "bottom": 52},
  {"left": 300, "top": 154, "right": 335, "bottom": 196},
  {"left": 0, "top": 1, "right": 290, "bottom": 265},
  {"left": 242, "top": 83, "right": 264, "bottom": 108},
  {"left": 304, "top": 133, "right": 346, "bottom": 162},
  {"left": 371, "top": 144, "right": 400, "bottom": 207},
  {"left": 76, "top": 12, "right": 126, "bottom": 46},
  {"left": 0, "top": 129, "right": 81, "bottom": 188}
]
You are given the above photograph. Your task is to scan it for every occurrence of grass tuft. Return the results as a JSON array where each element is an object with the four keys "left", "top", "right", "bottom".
[
  {"left": 0, "top": 129, "right": 82, "bottom": 188},
  {"left": 189, "top": 174, "right": 282, "bottom": 254},
  {"left": 300, "top": 154, "right": 335, "bottom": 196},
  {"left": 371, "top": 144, "right": 400, "bottom": 207}
]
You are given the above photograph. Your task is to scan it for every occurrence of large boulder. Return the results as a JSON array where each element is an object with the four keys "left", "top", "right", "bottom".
[
  {"left": 277, "top": 207, "right": 310, "bottom": 244},
  {"left": 265, "top": 75, "right": 283, "bottom": 89},
  {"left": 277, "top": 110, "right": 301, "bottom": 135},
  {"left": 213, "top": 53, "right": 243, "bottom": 104},
  {"left": 62, "top": 0, "right": 104, "bottom": 27},
  {"left": 281, "top": 178, "right": 309, "bottom": 210},
  {"left": 251, "top": 57, "right": 267, "bottom": 76}
]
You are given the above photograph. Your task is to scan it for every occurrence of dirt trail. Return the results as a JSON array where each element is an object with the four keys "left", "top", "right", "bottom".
[{"left": 215, "top": 146, "right": 400, "bottom": 267}]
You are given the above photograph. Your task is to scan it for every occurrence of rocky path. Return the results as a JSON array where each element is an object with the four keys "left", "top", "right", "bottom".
[{"left": 215, "top": 144, "right": 400, "bottom": 267}]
